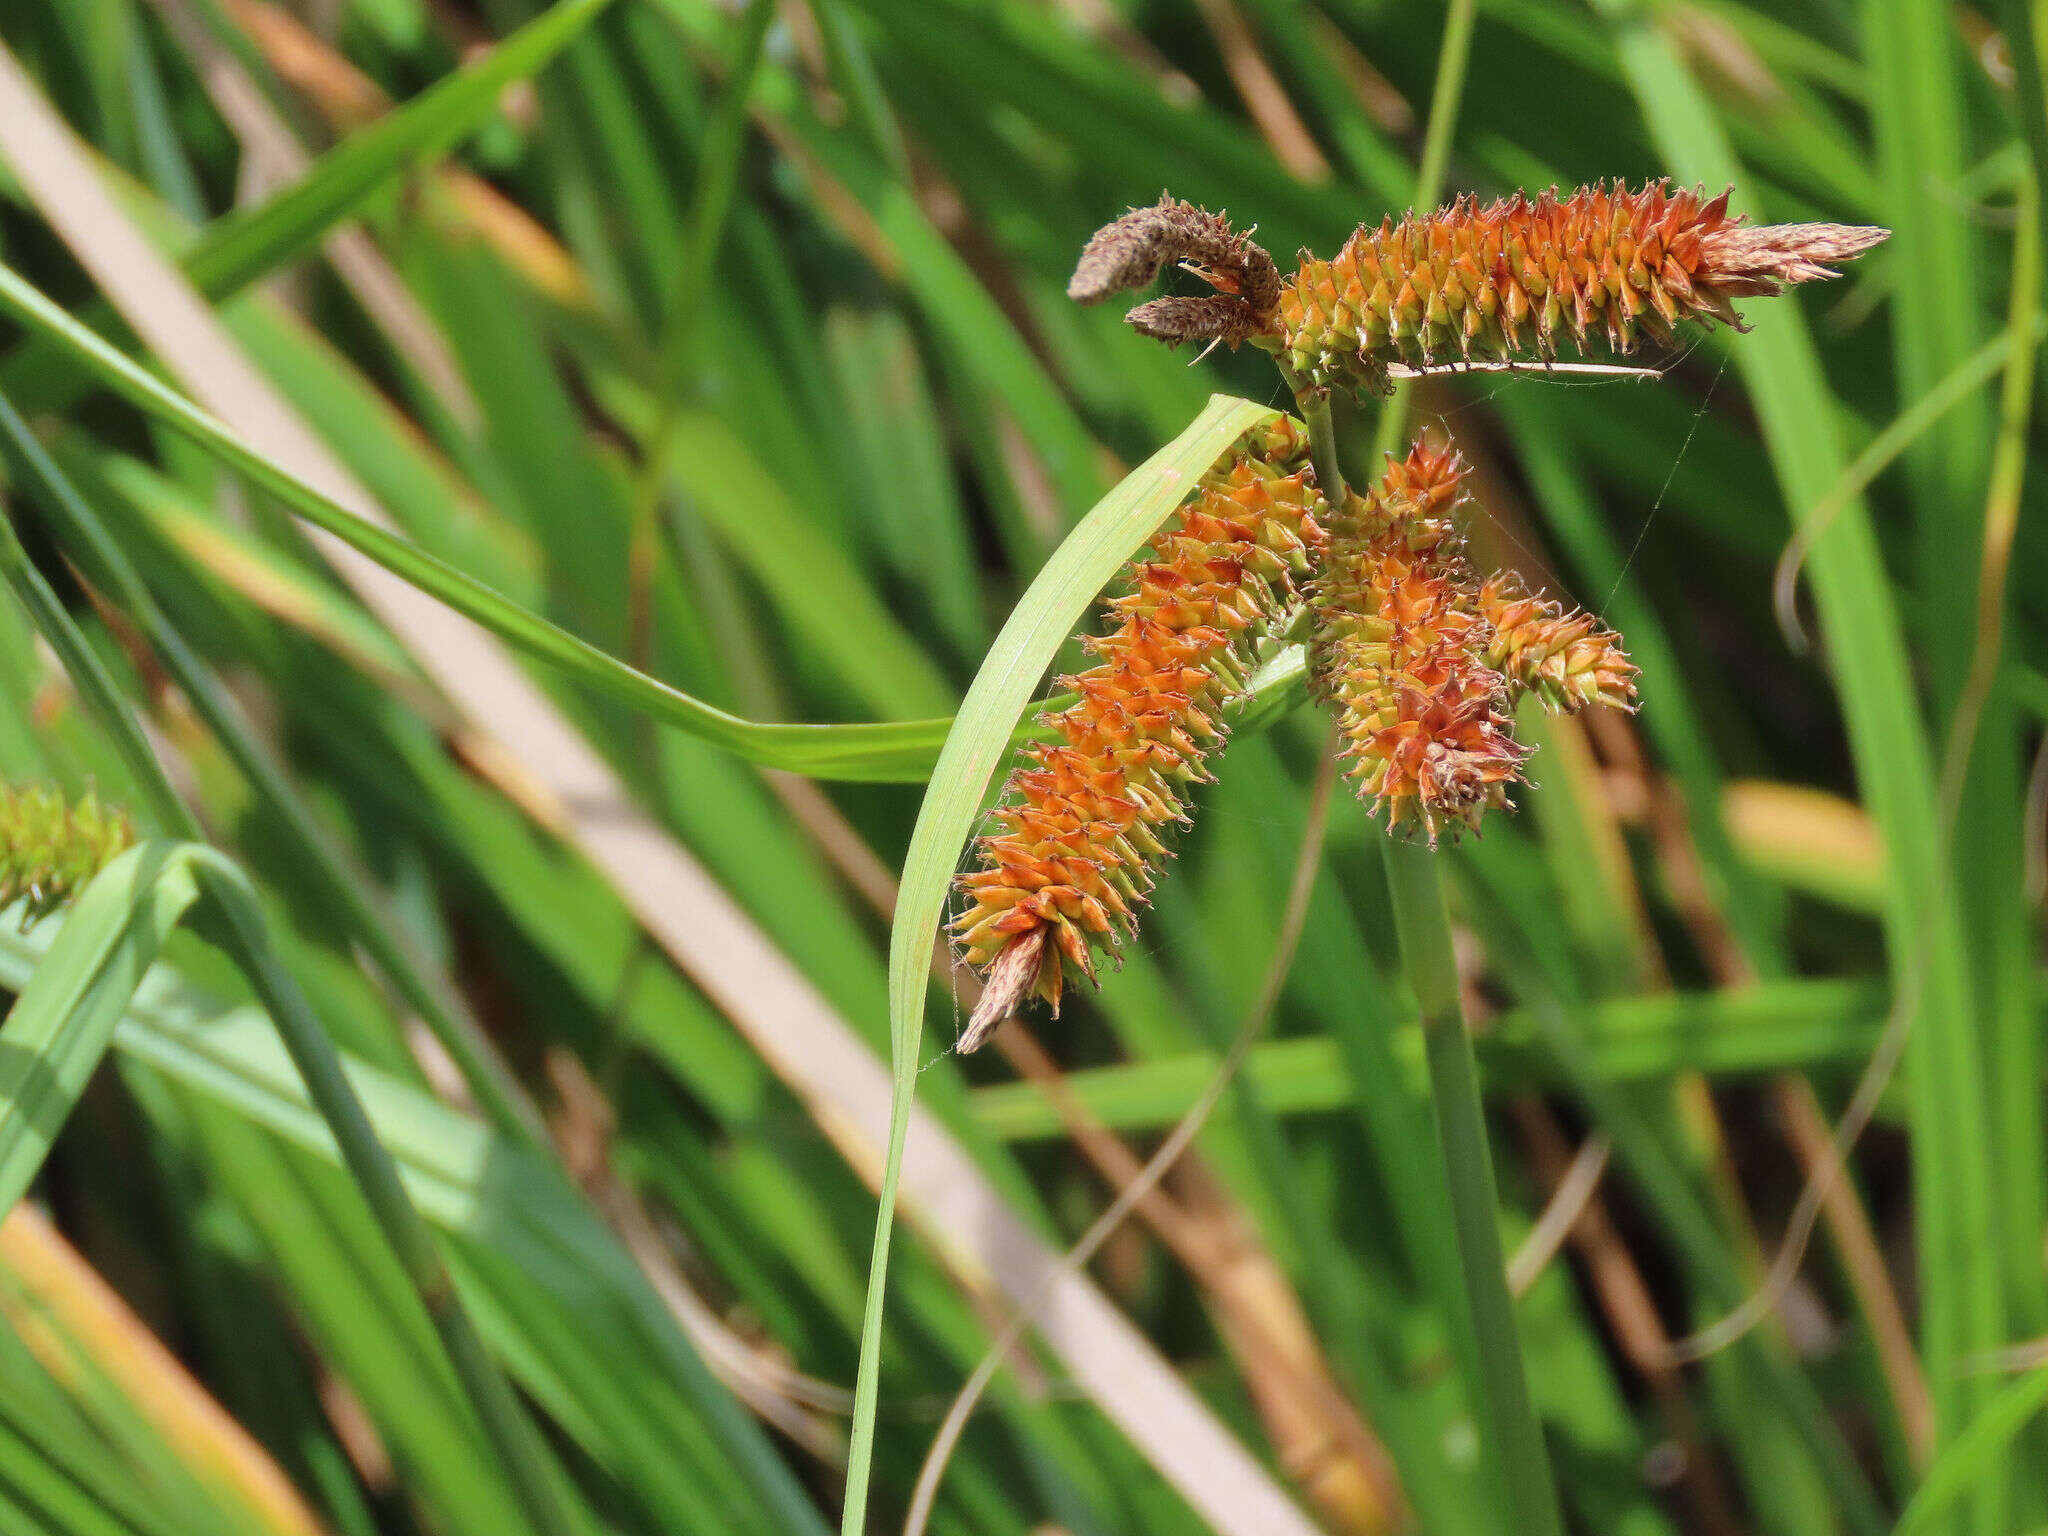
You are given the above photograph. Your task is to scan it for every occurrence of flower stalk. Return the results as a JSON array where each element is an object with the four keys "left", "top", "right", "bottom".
[
  {"left": 1275, "top": 348, "right": 1568, "bottom": 1536},
  {"left": 1268, "top": 387, "right": 1565, "bottom": 1536},
  {"left": 1383, "top": 832, "right": 1566, "bottom": 1536}
]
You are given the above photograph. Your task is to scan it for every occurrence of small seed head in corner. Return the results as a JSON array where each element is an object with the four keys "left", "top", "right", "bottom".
[{"left": 0, "top": 785, "right": 134, "bottom": 925}]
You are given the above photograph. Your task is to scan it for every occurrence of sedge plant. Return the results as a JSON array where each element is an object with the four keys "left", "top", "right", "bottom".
[
  {"left": 0, "top": 0, "right": 1933, "bottom": 1531},
  {"left": 907, "top": 180, "right": 1886, "bottom": 1533}
]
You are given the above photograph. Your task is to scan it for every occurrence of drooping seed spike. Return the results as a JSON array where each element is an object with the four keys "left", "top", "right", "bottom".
[
  {"left": 950, "top": 418, "right": 1328, "bottom": 1038},
  {"left": 1308, "top": 442, "right": 1528, "bottom": 843},
  {"left": 1268, "top": 181, "right": 1888, "bottom": 396},
  {"left": 1127, "top": 295, "right": 1276, "bottom": 349}
]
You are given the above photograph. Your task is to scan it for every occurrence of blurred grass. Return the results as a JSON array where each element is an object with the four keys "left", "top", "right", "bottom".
[{"left": 0, "top": 1, "right": 2041, "bottom": 1534}]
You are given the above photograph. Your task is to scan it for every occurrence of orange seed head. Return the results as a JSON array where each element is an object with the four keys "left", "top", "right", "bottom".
[
  {"left": 951, "top": 418, "right": 1328, "bottom": 1039},
  {"left": 1271, "top": 181, "right": 1887, "bottom": 395},
  {"left": 1309, "top": 442, "right": 1527, "bottom": 843}
]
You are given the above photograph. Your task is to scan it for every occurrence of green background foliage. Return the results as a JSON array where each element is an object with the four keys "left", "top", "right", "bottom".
[{"left": 0, "top": 0, "right": 2043, "bottom": 1533}]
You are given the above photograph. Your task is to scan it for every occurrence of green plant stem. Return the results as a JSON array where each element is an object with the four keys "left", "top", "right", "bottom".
[
  {"left": 1279, "top": 362, "right": 1346, "bottom": 499},
  {"left": 1291, "top": 341, "right": 1560, "bottom": 1529},
  {"left": 1383, "top": 838, "right": 1564, "bottom": 1536},
  {"left": 0, "top": 504, "right": 579, "bottom": 1536},
  {"left": 1371, "top": 0, "right": 1478, "bottom": 464},
  {"left": 1412, "top": 0, "right": 1478, "bottom": 215}
]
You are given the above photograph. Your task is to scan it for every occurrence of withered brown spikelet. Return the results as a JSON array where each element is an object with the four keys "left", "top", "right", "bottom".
[
  {"left": 1272, "top": 181, "right": 1888, "bottom": 394},
  {"left": 952, "top": 419, "right": 1326, "bottom": 1046},
  {"left": 1479, "top": 574, "right": 1638, "bottom": 715},
  {"left": 1068, "top": 194, "right": 1284, "bottom": 349},
  {"left": 1, "top": 785, "right": 134, "bottom": 924},
  {"left": 1309, "top": 444, "right": 1526, "bottom": 843}
]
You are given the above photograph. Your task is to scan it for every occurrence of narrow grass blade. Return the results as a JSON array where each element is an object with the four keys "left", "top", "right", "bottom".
[
  {"left": 0, "top": 259, "right": 940, "bottom": 777},
  {"left": 1895, "top": 1366, "right": 2048, "bottom": 1536},
  {"left": 0, "top": 845, "right": 204, "bottom": 1218},
  {"left": 1858, "top": 0, "right": 1991, "bottom": 701},
  {"left": 1592, "top": 2, "right": 2000, "bottom": 1512}
]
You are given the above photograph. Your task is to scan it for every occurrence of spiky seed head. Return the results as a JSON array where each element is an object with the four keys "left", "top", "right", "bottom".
[
  {"left": 0, "top": 785, "right": 135, "bottom": 925},
  {"left": 1269, "top": 180, "right": 1888, "bottom": 395},
  {"left": 1479, "top": 574, "right": 1639, "bottom": 714},
  {"left": 1309, "top": 442, "right": 1527, "bottom": 843},
  {"left": 951, "top": 418, "right": 1327, "bottom": 1037}
]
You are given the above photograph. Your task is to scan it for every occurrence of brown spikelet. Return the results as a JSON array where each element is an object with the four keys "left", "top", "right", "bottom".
[
  {"left": 1069, "top": 194, "right": 1283, "bottom": 348},
  {"left": 1479, "top": 574, "right": 1639, "bottom": 715},
  {"left": 1271, "top": 180, "right": 1888, "bottom": 395},
  {"left": 1126, "top": 294, "right": 1274, "bottom": 349},
  {"left": 950, "top": 419, "right": 1327, "bottom": 1038},
  {"left": 0, "top": 785, "right": 135, "bottom": 925},
  {"left": 1308, "top": 443, "right": 1527, "bottom": 843},
  {"left": 1696, "top": 219, "right": 1891, "bottom": 291}
]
